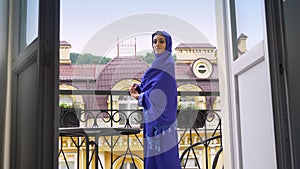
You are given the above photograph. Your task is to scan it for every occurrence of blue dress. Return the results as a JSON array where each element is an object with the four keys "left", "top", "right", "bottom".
[{"left": 137, "top": 31, "right": 181, "bottom": 169}]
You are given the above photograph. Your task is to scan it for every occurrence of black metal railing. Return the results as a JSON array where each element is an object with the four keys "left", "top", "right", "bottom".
[
  {"left": 58, "top": 90, "right": 222, "bottom": 169},
  {"left": 180, "top": 135, "right": 223, "bottom": 169}
]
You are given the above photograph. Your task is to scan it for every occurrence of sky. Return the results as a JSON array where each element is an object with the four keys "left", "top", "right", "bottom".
[
  {"left": 235, "top": 0, "right": 264, "bottom": 50},
  {"left": 60, "top": 0, "right": 264, "bottom": 58},
  {"left": 60, "top": 0, "right": 217, "bottom": 57}
]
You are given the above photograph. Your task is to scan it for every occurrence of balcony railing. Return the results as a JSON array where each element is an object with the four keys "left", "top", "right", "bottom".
[{"left": 58, "top": 90, "right": 222, "bottom": 169}]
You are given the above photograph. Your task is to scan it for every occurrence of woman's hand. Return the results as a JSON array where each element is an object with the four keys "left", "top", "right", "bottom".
[{"left": 129, "top": 84, "right": 140, "bottom": 99}]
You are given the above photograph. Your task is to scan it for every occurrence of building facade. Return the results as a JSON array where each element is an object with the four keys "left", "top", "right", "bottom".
[{"left": 58, "top": 41, "right": 222, "bottom": 168}]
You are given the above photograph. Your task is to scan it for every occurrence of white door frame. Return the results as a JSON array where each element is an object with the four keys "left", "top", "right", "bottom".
[{"left": 215, "top": 0, "right": 284, "bottom": 168}]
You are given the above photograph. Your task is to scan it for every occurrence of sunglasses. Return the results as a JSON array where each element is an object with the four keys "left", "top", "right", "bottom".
[{"left": 153, "top": 39, "right": 165, "bottom": 44}]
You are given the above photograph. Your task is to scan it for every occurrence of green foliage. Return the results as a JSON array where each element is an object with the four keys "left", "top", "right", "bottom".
[
  {"left": 70, "top": 52, "right": 175, "bottom": 65},
  {"left": 70, "top": 53, "right": 111, "bottom": 64},
  {"left": 173, "top": 54, "right": 177, "bottom": 61},
  {"left": 138, "top": 52, "right": 155, "bottom": 64},
  {"left": 70, "top": 53, "right": 80, "bottom": 64},
  {"left": 59, "top": 102, "right": 73, "bottom": 108},
  {"left": 138, "top": 52, "right": 177, "bottom": 64},
  {"left": 59, "top": 102, "right": 81, "bottom": 108}
]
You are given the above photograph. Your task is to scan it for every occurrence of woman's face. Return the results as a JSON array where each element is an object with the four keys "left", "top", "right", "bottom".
[{"left": 153, "top": 34, "right": 166, "bottom": 54}]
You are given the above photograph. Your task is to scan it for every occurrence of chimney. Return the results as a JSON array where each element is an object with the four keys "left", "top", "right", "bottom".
[
  {"left": 237, "top": 33, "right": 248, "bottom": 56},
  {"left": 59, "top": 40, "right": 72, "bottom": 64}
]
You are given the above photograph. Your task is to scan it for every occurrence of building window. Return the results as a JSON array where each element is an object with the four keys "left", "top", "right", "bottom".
[
  {"left": 179, "top": 96, "right": 196, "bottom": 109},
  {"left": 59, "top": 95, "right": 73, "bottom": 105},
  {"left": 182, "top": 158, "right": 199, "bottom": 169},
  {"left": 118, "top": 95, "right": 140, "bottom": 126},
  {"left": 198, "top": 65, "right": 207, "bottom": 74},
  {"left": 121, "top": 162, "right": 136, "bottom": 169},
  {"left": 192, "top": 58, "right": 213, "bottom": 78}
]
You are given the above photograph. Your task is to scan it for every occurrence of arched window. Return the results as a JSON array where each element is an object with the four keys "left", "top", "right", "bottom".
[
  {"left": 179, "top": 96, "right": 196, "bottom": 109},
  {"left": 59, "top": 95, "right": 73, "bottom": 105},
  {"left": 118, "top": 95, "right": 141, "bottom": 126},
  {"left": 121, "top": 162, "right": 135, "bottom": 169}
]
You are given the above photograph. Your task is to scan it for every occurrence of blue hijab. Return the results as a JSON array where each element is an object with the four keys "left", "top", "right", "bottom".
[{"left": 139, "top": 31, "right": 177, "bottom": 127}]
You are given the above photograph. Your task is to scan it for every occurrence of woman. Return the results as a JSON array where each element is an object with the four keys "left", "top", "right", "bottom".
[{"left": 129, "top": 31, "right": 181, "bottom": 169}]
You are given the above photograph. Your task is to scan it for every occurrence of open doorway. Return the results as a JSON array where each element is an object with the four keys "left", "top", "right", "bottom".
[
  {"left": 58, "top": 0, "right": 284, "bottom": 169},
  {"left": 59, "top": 0, "right": 222, "bottom": 168},
  {"left": 2, "top": 0, "right": 290, "bottom": 168}
]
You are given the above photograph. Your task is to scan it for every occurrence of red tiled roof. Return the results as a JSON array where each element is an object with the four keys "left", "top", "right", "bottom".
[
  {"left": 210, "top": 64, "right": 219, "bottom": 79},
  {"left": 59, "top": 58, "right": 219, "bottom": 83},
  {"left": 59, "top": 57, "right": 219, "bottom": 109},
  {"left": 175, "top": 63, "right": 195, "bottom": 80},
  {"left": 94, "top": 56, "right": 149, "bottom": 109},
  {"left": 96, "top": 56, "right": 149, "bottom": 89},
  {"left": 60, "top": 64, "right": 106, "bottom": 80},
  {"left": 60, "top": 40, "right": 72, "bottom": 47}
]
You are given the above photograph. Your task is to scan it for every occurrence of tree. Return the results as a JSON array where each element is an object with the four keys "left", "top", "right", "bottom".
[
  {"left": 173, "top": 54, "right": 177, "bottom": 61},
  {"left": 70, "top": 53, "right": 79, "bottom": 64},
  {"left": 70, "top": 53, "right": 111, "bottom": 64},
  {"left": 138, "top": 52, "right": 155, "bottom": 64},
  {"left": 138, "top": 52, "right": 177, "bottom": 64}
]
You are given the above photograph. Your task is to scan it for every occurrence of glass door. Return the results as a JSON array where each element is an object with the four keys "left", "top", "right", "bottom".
[
  {"left": 9, "top": 0, "right": 59, "bottom": 168},
  {"left": 216, "top": 0, "right": 278, "bottom": 168}
]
